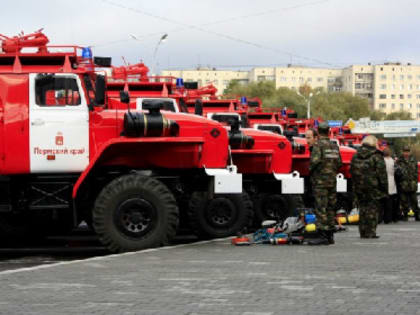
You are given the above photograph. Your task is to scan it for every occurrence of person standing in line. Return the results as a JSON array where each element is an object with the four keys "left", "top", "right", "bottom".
[
  {"left": 350, "top": 135, "right": 388, "bottom": 238},
  {"left": 382, "top": 147, "right": 399, "bottom": 223},
  {"left": 303, "top": 128, "right": 319, "bottom": 209},
  {"left": 309, "top": 122, "right": 342, "bottom": 245},
  {"left": 305, "top": 128, "right": 319, "bottom": 152},
  {"left": 395, "top": 146, "right": 419, "bottom": 221}
]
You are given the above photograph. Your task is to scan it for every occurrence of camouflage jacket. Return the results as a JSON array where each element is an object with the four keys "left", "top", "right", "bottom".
[
  {"left": 396, "top": 155, "right": 418, "bottom": 192},
  {"left": 309, "top": 136, "right": 342, "bottom": 189},
  {"left": 350, "top": 145, "right": 388, "bottom": 201}
]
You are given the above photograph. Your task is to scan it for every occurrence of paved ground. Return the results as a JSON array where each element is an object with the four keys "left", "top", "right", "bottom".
[{"left": 0, "top": 222, "right": 419, "bottom": 315}]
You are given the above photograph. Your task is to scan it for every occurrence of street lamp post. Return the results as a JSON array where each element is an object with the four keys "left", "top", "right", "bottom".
[
  {"left": 152, "top": 33, "right": 168, "bottom": 76},
  {"left": 129, "top": 33, "right": 168, "bottom": 76},
  {"left": 297, "top": 91, "right": 320, "bottom": 119}
]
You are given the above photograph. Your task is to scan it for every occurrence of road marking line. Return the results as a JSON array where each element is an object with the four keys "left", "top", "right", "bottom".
[{"left": 0, "top": 236, "right": 233, "bottom": 276}]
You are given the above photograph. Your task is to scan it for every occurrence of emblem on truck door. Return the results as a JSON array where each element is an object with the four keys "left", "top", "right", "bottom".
[{"left": 55, "top": 132, "right": 64, "bottom": 146}]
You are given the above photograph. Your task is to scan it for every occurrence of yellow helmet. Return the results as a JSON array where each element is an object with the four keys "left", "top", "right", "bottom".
[{"left": 305, "top": 223, "right": 316, "bottom": 232}]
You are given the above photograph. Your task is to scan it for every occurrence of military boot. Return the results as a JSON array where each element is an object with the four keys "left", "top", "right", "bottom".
[
  {"left": 307, "top": 231, "right": 329, "bottom": 245},
  {"left": 327, "top": 230, "right": 335, "bottom": 245}
]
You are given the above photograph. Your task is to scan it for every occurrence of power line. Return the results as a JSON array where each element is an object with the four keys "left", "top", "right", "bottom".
[{"left": 97, "top": 0, "right": 338, "bottom": 67}]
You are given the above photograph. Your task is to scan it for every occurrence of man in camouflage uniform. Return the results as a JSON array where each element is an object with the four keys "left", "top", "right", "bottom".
[
  {"left": 350, "top": 135, "right": 387, "bottom": 238},
  {"left": 309, "top": 122, "right": 342, "bottom": 245},
  {"left": 396, "top": 146, "right": 419, "bottom": 221}
]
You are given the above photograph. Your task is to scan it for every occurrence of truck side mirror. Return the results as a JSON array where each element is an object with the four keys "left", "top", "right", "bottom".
[
  {"left": 120, "top": 90, "right": 130, "bottom": 104},
  {"left": 95, "top": 74, "right": 106, "bottom": 105},
  {"left": 194, "top": 99, "right": 203, "bottom": 116}
]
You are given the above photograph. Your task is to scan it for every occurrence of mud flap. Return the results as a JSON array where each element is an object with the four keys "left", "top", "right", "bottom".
[
  {"left": 273, "top": 171, "right": 304, "bottom": 194},
  {"left": 336, "top": 173, "right": 347, "bottom": 193},
  {"left": 205, "top": 165, "right": 242, "bottom": 194}
]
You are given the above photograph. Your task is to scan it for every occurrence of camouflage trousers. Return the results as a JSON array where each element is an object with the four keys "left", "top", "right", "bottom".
[
  {"left": 358, "top": 199, "right": 378, "bottom": 238},
  {"left": 399, "top": 192, "right": 419, "bottom": 217},
  {"left": 312, "top": 187, "right": 336, "bottom": 231}
]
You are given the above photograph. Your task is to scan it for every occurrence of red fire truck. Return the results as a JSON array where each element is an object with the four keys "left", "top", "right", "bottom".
[{"left": 0, "top": 31, "right": 252, "bottom": 252}]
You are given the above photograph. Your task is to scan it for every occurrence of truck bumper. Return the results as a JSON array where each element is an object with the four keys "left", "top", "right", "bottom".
[
  {"left": 205, "top": 165, "right": 242, "bottom": 194},
  {"left": 273, "top": 171, "right": 304, "bottom": 194}
]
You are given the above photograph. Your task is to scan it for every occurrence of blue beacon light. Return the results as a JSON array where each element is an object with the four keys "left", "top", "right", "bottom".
[
  {"left": 176, "top": 78, "right": 184, "bottom": 88},
  {"left": 82, "top": 47, "right": 93, "bottom": 59}
]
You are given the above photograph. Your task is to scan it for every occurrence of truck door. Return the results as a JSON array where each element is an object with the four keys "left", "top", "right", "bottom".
[{"left": 29, "top": 73, "right": 89, "bottom": 173}]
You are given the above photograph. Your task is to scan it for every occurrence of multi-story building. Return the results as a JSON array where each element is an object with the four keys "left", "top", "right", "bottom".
[{"left": 162, "top": 62, "right": 420, "bottom": 119}]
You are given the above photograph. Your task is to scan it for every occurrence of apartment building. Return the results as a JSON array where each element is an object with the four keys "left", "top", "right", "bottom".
[
  {"left": 162, "top": 62, "right": 420, "bottom": 119},
  {"left": 162, "top": 65, "right": 342, "bottom": 94}
]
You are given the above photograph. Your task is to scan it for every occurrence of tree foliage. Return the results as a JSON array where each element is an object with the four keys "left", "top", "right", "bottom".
[{"left": 223, "top": 80, "right": 379, "bottom": 121}]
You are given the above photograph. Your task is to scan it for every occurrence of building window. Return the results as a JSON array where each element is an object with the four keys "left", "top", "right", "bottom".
[
  {"left": 400, "top": 75, "right": 405, "bottom": 80},
  {"left": 355, "top": 83, "right": 361, "bottom": 89},
  {"left": 391, "top": 94, "right": 396, "bottom": 99},
  {"left": 379, "top": 94, "right": 386, "bottom": 99},
  {"left": 379, "top": 103, "right": 386, "bottom": 109},
  {"left": 392, "top": 75, "right": 396, "bottom": 80},
  {"left": 380, "top": 84, "right": 386, "bottom": 89},
  {"left": 317, "top": 77, "right": 323, "bottom": 82},
  {"left": 299, "top": 77, "right": 304, "bottom": 82},
  {"left": 307, "top": 77, "right": 312, "bottom": 82},
  {"left": 409, "top": 103, "right": 413, "bottom": 109},
  {"left": 417, "top": 94, "right": 420, "bottom": 99},
  {"left": 417, "top": 113, "right": 420, "bottom": 118},
  {"left": 400, "top": 85, "right": 404, "bottom": 90},
  {"left": 392, "top": 84, "right": 396, "bottom": 90},
  {"left": 409, "top": 84, "right": 413, "bottom": 90},
  {"left": 214, "top": 80, "right": 218, "bottom": 84},
  {"left": 400, "top": 103, "right": 404, "bottom": 109},
  {"left": 223, "top": 80, "right": 229, "bottom": 85},
  {"left": 380, "top": 74, "right": 386, "bottom": 80},
  {"left": 280, "top": 76, "right": 287, "bottom": 81},
  {"left": 417, "top": 104, "right": 420, "bottom": 109},
  {"left": 380, "top": 67, "right": 383, "bottom": 71},
  {"left": 408, "top": 94, "right": 412, "bottom": 99},
  {"left": 400, "top": 94, "right": 404, "bottom": 99},
  {"left": 392, "top": 103, "right": 395, "bottom": 109},
  {"left": 408, "top": 75, "right": 413, "bottom": 80},
  {"left": 291, "top": 77, "right": 296, "bottom": 81}
]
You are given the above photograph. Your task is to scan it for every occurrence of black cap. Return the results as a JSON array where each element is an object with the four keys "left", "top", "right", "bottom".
[
  {"left": 318, "top": 122, "right": 330, "bottom": 133},
  {"left": 403, "top": 146, "right": 411, "bottom": 152}
]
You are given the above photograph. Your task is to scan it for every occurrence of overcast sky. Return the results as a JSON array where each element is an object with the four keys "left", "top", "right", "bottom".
[{"left": 2, "top": 0, "right": 420, "bottom": 72}]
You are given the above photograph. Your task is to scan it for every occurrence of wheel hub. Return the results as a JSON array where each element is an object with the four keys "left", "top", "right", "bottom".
[
  {"left": 263, "top": 196, "right": 286, "bottom": 220},
  {"left": 115, "top": 198, "right": 157, "bottom": 237},
  {"left": 205, "top": 198, "right": 237, "bottom": 228}
]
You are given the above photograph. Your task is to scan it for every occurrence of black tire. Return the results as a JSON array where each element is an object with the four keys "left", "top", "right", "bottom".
[
  {"left": 93, "top": 174, "right": 179, "bottom": 253},
  {"left": 0, "top": 214, "right": 29, "bottom": 245},
  {"left": 336, "top": 193, "right": 353, "bottom": 213},
  {"left": 253, "top": 194, "right": 296, "bottom": 226},
  {"left": 188, "top": 192, "right": 253, "bottom": 239}
]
